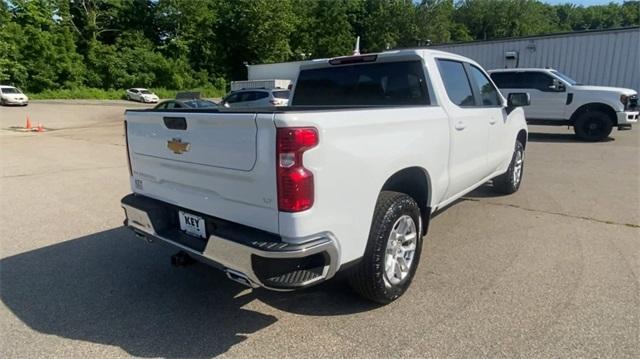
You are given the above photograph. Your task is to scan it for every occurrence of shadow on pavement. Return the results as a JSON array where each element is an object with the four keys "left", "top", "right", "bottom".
[
  {"left": 0, "top": 227, "right": 373, "bottom": 357},
  {"left": 463, "top": 183, "right": 504, "bottom": 199},
  {"left": 527, "top": 132, "right": 614, "bottom": 143}
]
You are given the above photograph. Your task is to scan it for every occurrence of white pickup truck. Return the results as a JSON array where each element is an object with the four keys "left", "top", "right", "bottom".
[
  {"left": 121, "top": 49, "right": 529, "bottom": 303},
  {"left": 489, "top": 68, "right": 639, "bottom": 141}
]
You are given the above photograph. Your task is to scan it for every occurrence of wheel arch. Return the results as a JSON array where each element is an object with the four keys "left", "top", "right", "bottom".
[
  {"left": 517, "top": 129, "right": 528, "bottom": 149},
  {"left": 570, "top": 102, "right": 618, "bottom": 125},
  {"left": 380, "top": 167, "right": 432, "bottom": 235}
]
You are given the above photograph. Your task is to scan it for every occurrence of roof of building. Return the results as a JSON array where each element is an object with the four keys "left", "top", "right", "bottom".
[{"left": 429, "top": 26, "right": 639, "bottom": 48}]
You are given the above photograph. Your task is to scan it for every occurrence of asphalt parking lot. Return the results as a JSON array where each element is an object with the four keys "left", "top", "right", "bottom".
[{"left": 1, "top": 101, "right": 638, "bottom": 358}]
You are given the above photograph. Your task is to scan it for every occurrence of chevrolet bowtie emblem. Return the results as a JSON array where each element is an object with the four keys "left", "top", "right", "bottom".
[{"left": 167, "top": 138, "right": 190, "bottom": 154}]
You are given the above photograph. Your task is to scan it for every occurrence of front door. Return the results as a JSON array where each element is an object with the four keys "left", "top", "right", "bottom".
[
  {"left": 514, "top": 71, "right": 566, "bottom": 120},
  {"left": 467, "top": 65, "right": 512, "bottom": 172},
  {"left": 436, "top": 59, "right": 490, "bottom": 198}
]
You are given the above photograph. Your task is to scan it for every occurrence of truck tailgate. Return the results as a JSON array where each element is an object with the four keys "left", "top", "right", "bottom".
[{"left": 125, "top": 110, "right": 279, "bottom": 233}]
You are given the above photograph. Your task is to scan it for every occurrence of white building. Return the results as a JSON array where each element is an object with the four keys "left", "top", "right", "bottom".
[
  {"left": 247, "top": 26, "right": 639, "bottom": 91},
  {"left": 431, "top": 26, "right": 639, "bottom": 91}
]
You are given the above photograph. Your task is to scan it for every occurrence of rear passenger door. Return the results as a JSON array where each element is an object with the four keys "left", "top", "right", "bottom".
[
  {"left": 247, "top": 91, "right": 270, "bottom": 107},
  {"left": 235, "top": 92, "right": 256, "bottom": 108},
  {"left": 437, "top": 59, "right": 490, "bottom": 198}
]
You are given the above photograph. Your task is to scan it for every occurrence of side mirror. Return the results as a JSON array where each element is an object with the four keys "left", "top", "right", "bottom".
[
  {"left": 506, "top": 93, "right": 530, "bottom": 114},
  {"left": 548, "top": 79, "right": 565, "bottom": 92}
]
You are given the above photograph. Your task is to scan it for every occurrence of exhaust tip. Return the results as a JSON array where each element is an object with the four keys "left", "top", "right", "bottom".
[
  {"left": 133, "top": 230, "right": 154, "bottom": 243},
  {"left": 225, "top": 269, "right": 255, "bottom": 288}
]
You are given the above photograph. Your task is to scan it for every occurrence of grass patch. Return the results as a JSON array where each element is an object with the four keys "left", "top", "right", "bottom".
[{"left": 29, "top": 86, "right": 226, "bottom": 100}]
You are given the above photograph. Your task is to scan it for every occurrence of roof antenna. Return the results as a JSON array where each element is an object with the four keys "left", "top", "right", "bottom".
[{"left": 353, "top": 36, "right": 360, "bottom": 55}]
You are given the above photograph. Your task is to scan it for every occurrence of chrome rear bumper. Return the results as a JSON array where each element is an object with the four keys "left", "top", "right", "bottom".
[{"left": 121, "top": 194, "right": 340, "bottom": 290}]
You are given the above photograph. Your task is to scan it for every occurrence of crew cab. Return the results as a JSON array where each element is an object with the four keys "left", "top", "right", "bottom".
[
  {"left": 121, "top": 50, "right": 529, "bottom": 303},
  {"left": 489, "top": 68, "right": 638, "bottom": 141}
]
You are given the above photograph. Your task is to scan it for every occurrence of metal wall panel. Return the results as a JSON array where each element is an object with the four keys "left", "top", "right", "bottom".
[
  {"left": 432, "top": 27, "right": 639, "bottom": 91},
  {"left": 248, "top": 60, "right": 308, "bottom": 81}
]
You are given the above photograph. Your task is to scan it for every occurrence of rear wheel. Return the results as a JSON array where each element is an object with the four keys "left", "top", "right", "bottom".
[
  {"left": 348, "top": 191, "right": 422, "bottom": 304},
  {"left": 574, "top": 110, "right": 613, "bottom": 141},
  {"left": 493, "top": 140, "right": 525, "bottom": 194}
]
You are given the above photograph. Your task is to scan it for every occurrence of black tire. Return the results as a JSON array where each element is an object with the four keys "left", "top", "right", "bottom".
[
  {"left": 493, "top": 140, "right": 525, "bottom": 194},
  {"left": 574, "top": 110, "right": 614, "bottom": 141},
  {"left": 348, "top": 191, "right": 423, "bottom": 304}
]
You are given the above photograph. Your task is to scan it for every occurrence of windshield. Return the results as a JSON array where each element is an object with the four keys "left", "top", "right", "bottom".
[
  {"left": 140, "top": 90, "right": 152, "bottom": 94},
  {"left": 551, "top": 71, "right": 581, "bottom": 86},
  {"left": 1, "top": 87, "right": 20, "bottom": 94}
]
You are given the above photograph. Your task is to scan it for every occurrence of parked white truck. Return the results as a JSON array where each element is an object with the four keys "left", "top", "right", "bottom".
[
  {"left": 489, "top": 68, "right": 639, "bottom": 141},
  {"left": 121, "top": 49, "right": 529, "bottom": 303}
]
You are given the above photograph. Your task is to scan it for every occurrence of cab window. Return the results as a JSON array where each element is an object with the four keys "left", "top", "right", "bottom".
[
  {"left": 468, "top": 65, "right": 501, "bottom": 106},
  {"left": 255, "top": 92, "right": 269, "bottom": 100},
  {"left": 436, "top": 59, "right": 475, "bottom": 107},
  {"left": 224, "top": 93, "right": 240, "bottom": 103},
  {"left": 517, "top": 72, "right": 555, "bottom": 91},
  {"left": 239, "top": 92, "right": 256, "bottom": 102},
  {"left": 490, "top": 72, "right": 517, "bottom": 88}
]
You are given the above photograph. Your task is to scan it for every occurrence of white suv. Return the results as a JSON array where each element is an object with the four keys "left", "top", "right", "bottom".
[
  {"left": 221, "top": 88, "right": 290, "bottom": 108},
  {"left": 489, "top": 68, "right": 638, "bottom": 141}
]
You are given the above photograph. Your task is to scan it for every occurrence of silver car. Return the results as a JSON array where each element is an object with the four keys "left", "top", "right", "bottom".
[
  {"left": 126, "top": 88, "right": 159, "bottom": 103},
  {"left": 221, "top": 89, "right": 290, "bottom": 108},
  {"left": 0, "top": 85, "right": 28, "bottom": 106}
]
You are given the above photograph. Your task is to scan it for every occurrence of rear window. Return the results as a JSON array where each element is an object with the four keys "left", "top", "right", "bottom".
[
  {"left": 292, "top": 61, "right": 430, "bottom": 106},
  {"left": 272, "top": 90, "right": 290, "bottom": 99}
]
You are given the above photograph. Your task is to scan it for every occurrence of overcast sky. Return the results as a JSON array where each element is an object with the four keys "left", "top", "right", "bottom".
[{"left": 542, "top": 0, "right": 624, "bottom": 5}]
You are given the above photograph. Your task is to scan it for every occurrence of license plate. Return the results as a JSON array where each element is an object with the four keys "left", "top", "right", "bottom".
[{"left": 178, "top": 211, "right": 206, "bottom": 238}]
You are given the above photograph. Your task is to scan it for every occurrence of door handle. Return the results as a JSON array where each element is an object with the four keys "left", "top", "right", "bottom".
[
  {"left": 489, "top": 118, "right": 497, "bottom": 125},
  {"left": 454, "top": 121, "right": 466, "bottom": 130}
]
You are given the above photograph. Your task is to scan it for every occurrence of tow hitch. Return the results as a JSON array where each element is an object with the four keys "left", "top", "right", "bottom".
[{"left": 171, "top": 251, "right": 195, "bottom": 267}]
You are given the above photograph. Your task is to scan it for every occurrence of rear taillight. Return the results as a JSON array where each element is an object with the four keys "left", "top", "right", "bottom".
[
  {"left": 276, "top": 127, "right": 318, "bottom": 212},
  {"left": 124, "top": 120, "right": 132, "bottom": 176}
]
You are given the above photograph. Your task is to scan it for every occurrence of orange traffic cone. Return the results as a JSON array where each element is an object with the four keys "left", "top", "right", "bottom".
[
  {"left": 36, "top": 123, "right": 44, "bottom": 132},
  {"left": 25, "top": 115, "right": 32, "bottom": 130}
]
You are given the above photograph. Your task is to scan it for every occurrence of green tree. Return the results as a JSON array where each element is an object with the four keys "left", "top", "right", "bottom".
[
  {"left": 215, "top": 0, "right": 297, "bottom": 79},
  {"left": 455, "top": 0, "right": 558, "bottom": 40},
  {"left": 356, "top": 0, "right": 418, "bottom": 52},
  {"left": 416, "top": 0, "right": 471, "bottom": 45}
]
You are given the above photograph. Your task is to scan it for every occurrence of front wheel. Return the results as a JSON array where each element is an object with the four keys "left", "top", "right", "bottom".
[
  {"left": 493, "top": 140, "right": 525, "bottom": 194},
  {"left": 574, "top": 110, "right": 613, "bottom": 141},
  {"left": 348, "top": 191, "right": 422, "bottom": 304}
]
